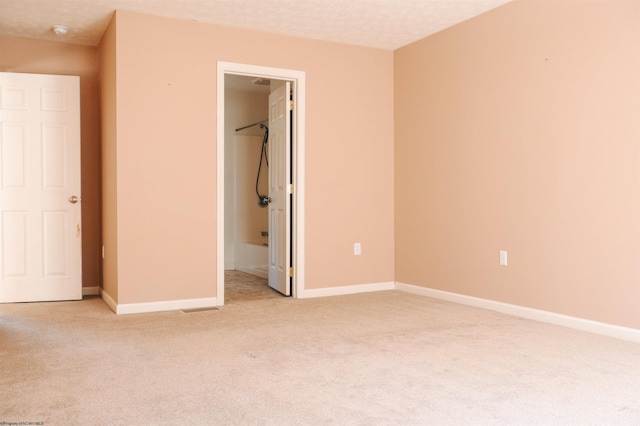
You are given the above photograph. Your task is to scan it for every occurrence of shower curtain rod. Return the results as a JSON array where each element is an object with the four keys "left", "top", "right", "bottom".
[{"left": 235, "top": 119, "right": 267, "bottom": 132}]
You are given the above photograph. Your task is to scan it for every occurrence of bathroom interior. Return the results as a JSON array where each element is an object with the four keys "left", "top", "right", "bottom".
[{"left": 224, "top": 74, "right": 280, "bottom": 301}]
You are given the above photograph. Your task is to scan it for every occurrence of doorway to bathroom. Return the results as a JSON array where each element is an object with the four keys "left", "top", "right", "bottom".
[{"left": 216, "top": 62, "right": 305, "bottom": 305}]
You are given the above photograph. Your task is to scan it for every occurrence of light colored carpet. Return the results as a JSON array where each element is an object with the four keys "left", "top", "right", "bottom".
[{"left": 1, "top": 288, "right": 638, "bottom": 425}]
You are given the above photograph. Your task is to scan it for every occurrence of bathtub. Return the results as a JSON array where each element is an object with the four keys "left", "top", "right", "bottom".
[{"left": 235, "top": 241, "right": 269, "bottom": 279}]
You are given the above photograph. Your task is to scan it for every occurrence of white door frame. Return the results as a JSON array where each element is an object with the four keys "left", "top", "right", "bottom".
[{"left": 216, "top": 61, "right": 305, "bottom": 304}]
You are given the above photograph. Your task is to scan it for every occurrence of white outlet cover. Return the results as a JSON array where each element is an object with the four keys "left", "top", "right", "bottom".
[{"left": 499, "top": 250, "right": 508, "bottom": 266}]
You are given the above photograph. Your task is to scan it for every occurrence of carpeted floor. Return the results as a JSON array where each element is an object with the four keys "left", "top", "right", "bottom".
[{"left": 1, "top": 285, "right": 639, "bottom": 425}]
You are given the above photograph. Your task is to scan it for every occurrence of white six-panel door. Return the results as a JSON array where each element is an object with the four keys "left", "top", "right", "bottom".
[
  {"left": 0, "top": 72, "right": 82, "bottom": 303},
  {"left": 268, "top": 81, "right": 291, "bottom": 296}
]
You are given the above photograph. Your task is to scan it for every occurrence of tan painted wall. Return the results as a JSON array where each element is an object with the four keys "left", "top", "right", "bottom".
[
  {"left": 234, "top": 134, "right": 269, "bottom": 244},
  {"left": 0, "top": 35, "right": 102, "bottom": 290},
  {"left": 98, "top": 18, "right": 118, "bottom": 300},
  {"left": 224, "top": 87, "right": 269, "bottom": 268},
  {"left": 101, "top": 11, "right": 395, "bottom": 304},
  {"left": 394, "top": 0, "right": 640, "bottom": 329}
]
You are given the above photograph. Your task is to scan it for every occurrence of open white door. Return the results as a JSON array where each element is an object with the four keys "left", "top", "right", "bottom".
[
  {"left": 268, "top": 81, "right": 291, "bottom": 296},
  {"left": 0, "top": 72, "right": 82, "bottom": 303}
]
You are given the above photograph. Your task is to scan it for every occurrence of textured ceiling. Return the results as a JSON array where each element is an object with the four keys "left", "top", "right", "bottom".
[{"left": 0, "top": 0, "right": 511, "bottom": 50}]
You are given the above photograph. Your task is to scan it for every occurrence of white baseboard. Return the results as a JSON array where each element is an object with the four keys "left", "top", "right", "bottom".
[
  {"left": 395, "top": 282, "right": 640, "bottom": 343},
  {"left": 101, "top": 289, "right": 117, "bottom": 313},
  {"left": 100, "top": 289, "right": 218, "bottom": 315},
  {"left": 82, "top": 286, "right": 100, "bottom": 296},
  {"left": 298, "top": 281, "right": 395, "bottom": 299}
]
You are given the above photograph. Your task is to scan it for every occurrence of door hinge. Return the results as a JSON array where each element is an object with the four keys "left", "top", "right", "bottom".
[
  {"left": 287, "top": 183, "right": 294, "bottom": 195},
  {"left": 287, "top": 267, "right": 294, "bottom": 278},
  {"left": 288, "top": 100, "right": 294, "bottom": 111}
]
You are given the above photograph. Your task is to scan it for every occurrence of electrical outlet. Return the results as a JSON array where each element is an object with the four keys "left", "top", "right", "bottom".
[
  {"left": 499, "top": 250, "right": 508, "bottom": 266},
  {"left": 354, "top": 243, "right": 362, "bottom": 256}
]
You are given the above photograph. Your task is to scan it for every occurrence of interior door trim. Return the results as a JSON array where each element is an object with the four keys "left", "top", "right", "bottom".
[{"left": 216, "top": 61, "right": 306, "bottom": 304}]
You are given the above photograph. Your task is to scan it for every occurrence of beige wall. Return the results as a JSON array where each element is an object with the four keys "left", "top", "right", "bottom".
[
  {"left": 224, "top": 87, "right": 269, "bottom": 268},
  {"left": 100, "top": 11, "right": 395, "bottom": 304},
  {"left": 394, "top": 0, "right": 640, "bottom": 329},
  {"left": 234, "top": 134, "right": 269, "bottom": 243},
  {"left": 0, "top": 35, "right": 102, "bottom": 290},
  {"left": 99, "top": 18, "right": 118, "bottom": 300},
  {"left": 4, "top": 2, "right": 636, "bottom": 330}
]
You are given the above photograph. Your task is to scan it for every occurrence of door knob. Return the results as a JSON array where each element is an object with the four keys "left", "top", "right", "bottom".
[{"left": 69, "top": 195, "right": 80, "bottom": 204}]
